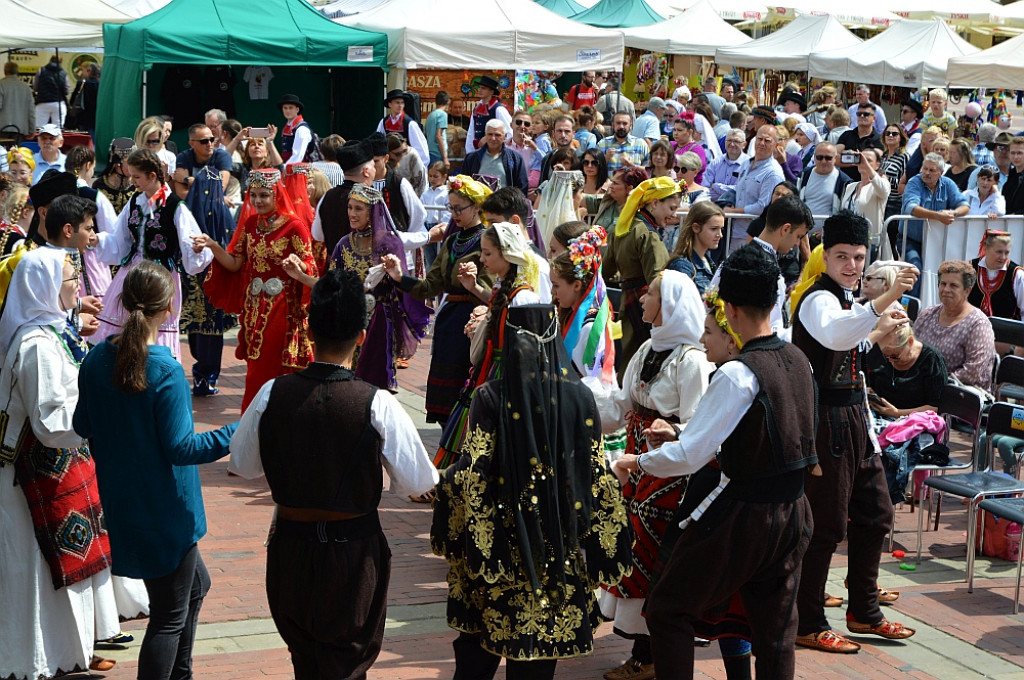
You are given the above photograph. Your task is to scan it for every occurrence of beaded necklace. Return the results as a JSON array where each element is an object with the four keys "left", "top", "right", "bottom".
[{"left": 449, "top": 224, "right": 483, "bottom": 265}]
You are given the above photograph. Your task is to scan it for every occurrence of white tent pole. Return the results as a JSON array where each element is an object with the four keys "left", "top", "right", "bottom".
[{"left": 142, "top": 70, "right": 148, "bottom": 119}]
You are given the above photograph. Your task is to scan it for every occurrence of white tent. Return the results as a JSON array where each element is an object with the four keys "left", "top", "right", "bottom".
[
  {"left": 947, "top": 32, "right": 1024, "bottom": 89},
  {"left": 318, "top": 0, "right": 388, "bottom": 18},
  {"left": 715, "top": 14, "right": 860, "bottom": 70},
  {"left": 994, "top": 0, "right": 1024, "bottom": 29},
  {"left": 808, "top": 18, "right": 979, "bottom": 88},
  {"left": 101, "top": 0, "right": 172, "bottom": 16},
  {"left": 622, "top": 0, "right": 752, "bottom": 54},
  {"left": 0, "top": 0, "right": 105, "bottom": 47},
  {"left": 339, "top": 0, "right": 624, "bottom": 71},
  {"left": 890, "top": 0, "right": 1004, "bottom": 25},
  {"left": 16, "top": 0, "right": 133, "bottom": 24},
  {"left": 672, "top": 0, "right": 769, "bottom": 22}
]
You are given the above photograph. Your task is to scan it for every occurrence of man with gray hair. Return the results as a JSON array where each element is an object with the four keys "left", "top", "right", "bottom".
[
  {"left": 460, "top": 118, "right": 527, "bottom": 192},
  {"left": 633, "top": 96, "right": 666, "bottom": 146},
  {"left": 715, "top": 102, "right": 737, "bottom": 142},
  {"left": 702, "top": 76, "right": 726, "bottom": 119},
  {"left": 205, "top": 108, "right": 227, "bottom": 147},
  {"left": 901, "top": 152, "right": 968, "bottom": 294},
  {"left": 0, "top": 61, "right": 34, "bottom": 137},
  {"left": 846, "top": 85, "right": 886, "bottom": 135},
  {"left": 705, "top": 128, "right": 750, "bottom": 201}
]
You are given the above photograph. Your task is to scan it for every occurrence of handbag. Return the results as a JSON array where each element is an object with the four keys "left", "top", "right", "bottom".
[{"left": 65, "top": 79, "right": 85, "bottom": 129}]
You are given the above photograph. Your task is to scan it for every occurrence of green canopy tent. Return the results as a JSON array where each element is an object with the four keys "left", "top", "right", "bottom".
[
  {"left": 97, "top": 0, "right": 387, "bottom": 157},
  {"left": 572, "top": 0, "right": 664, "bottom": 27},
  {"left": 532, "top": 0, "right": 586, "bottom": 18}
]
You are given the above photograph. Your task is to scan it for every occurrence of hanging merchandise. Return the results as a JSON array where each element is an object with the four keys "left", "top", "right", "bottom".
[
  {"left": 243, "top": 66, "right": 274, "bottom": 101},
  {"left": 634, "top": 53, "right": 670, "bottom": 100},
  {"left": 515, "top": 71, "right": 561, "bottom": 113}
]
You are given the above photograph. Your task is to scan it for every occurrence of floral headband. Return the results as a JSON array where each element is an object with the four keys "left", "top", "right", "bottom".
[
  {"left": 704, "top": 287, "right": 743, "bottom": 349},
  {"left": 567, "top": 226, "right": 606, "bottom": 280}
]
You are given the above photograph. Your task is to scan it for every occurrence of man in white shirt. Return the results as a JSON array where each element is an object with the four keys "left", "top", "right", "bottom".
[
  {"left": 32, "top": 123, "right": 66, "bottom": 183},
  {"left": 230, "top": 268, "right": 438, "bottom": 679},
  {"left": 791, "top": 211, "right": 917, "bottom": 654},
  {"left": 796, "top": 143, "right": 854, "bottom": 226},
  {"left": 633, "top": 97, "right": 666, "bottom": 146}
]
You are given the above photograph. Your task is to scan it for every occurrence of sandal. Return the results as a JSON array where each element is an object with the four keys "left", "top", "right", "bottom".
[
  {"left": 89, "top": 656, "right": 117, "bottom": 671},
  {"left": 795, "top": 630, "right": 861, "bottom": 653},
  {"left": 409, "top": 490, "right": 435, "bottom": 503},
  {"left": 846, "top": 615, "right": 915, "bottom": 640},
  {"left": 396, "top": 358, "right": 410, "bottom": 369},
  {"left": 878, "top": 588, "right": 900, "bottom": 604},
  {"left": 824, "top": 592, "right": 844, "bottom": 607}
]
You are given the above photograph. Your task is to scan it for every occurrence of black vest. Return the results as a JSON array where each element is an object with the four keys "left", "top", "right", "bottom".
[
  {"left": 472, "top": 98, "right": 501, "bottom": 146},
  {"left": 382, "top": 170, "right": 409, "bottom": 232},
  {"left": 122, "top": 193, "right": 185, "bottom": 272},
  {"left": 792, "top": 275, "right": 863, "bottom": 406},
  {"left": 317, "top": 181, "right": 355, "bottom": 255},
  {"left": 259, "top": 364, "right": 383, "bottom": 514},
  {"left": 969, "top": 257, "right": 1021, "bottom": 320},
  {"left": 718, "top": 335, "right": 817, "bottom": 497}
]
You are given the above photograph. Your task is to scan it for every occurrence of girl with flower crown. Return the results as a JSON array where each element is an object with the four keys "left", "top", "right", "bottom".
[
  {"left": 381, "top": 175, "right": 495, "bottom": 427},
  {"left": 550, "top": 226, "right": 615, "bottom": 385},
  {"left": 197, "top": 168, "right": 316, "bottom": 412},
  {"left": 584, "top": 269, "right": 712, "bottom": 680},
  {"left": 91, "top": 149, "right": 211, "bottom": 359}
]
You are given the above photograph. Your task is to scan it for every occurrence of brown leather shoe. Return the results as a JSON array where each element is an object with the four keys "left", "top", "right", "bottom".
[
  {"left": 603, "top": 657, "right": 656, "bottom": 680},
  {"left": 795, "top": 630, "right": 861, "bottom": 653},
  {"left": 90, "top": 656, "right": 117, "bottom": 671},
  {"left": 846, "top": 615, "right": 915, "bottom": 639},
  {"left": 824, "top": 592, "right": 844, "bottom": 607}
]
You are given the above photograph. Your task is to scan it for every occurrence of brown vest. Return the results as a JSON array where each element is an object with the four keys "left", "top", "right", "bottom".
[
  {"left": 791, "top": 275, "right": 863, "bottom": 407},
  {"left": 259, "top": 363, "right": 382, "bottom": 514},
  {"left": 718, "top": 335, "right": 818, "bottom": 500}
]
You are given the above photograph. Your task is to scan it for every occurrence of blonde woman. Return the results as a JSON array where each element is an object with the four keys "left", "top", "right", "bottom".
[{"left": 134, "top": 116, "right": 176, "bottom": 176}]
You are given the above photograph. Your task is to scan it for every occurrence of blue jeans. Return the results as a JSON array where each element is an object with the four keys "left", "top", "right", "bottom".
[
  {"left": 902, "top": 237, "right": 923, "bottom": 298},
  {"left": 139, "top": 544, "right": 211, "bottom": 680}
]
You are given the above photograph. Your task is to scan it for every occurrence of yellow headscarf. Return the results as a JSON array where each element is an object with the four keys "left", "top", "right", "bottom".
[
  {"left": 448, "top": 175, "right": 492, "bottom": 205},
  {"left": 7, "top": 147, "right": 34, "bottom": 170},
  {"left": 789, "top": 243, "right": 826, "bottom": 314},
  {"left": 615, "top": 176, "right": 681, "bottom": 238},
  {"left": 704, "top": 288, "right": 743, "bottom": 350}
]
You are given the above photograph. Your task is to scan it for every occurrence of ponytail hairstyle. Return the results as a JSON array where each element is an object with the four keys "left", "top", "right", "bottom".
[
  {"left": 482, "top": 226, "right": 520, "bottom": 342},
  {"left": 125, "top": 148, "right": 165, "bottom": 185},
  {"left": 114, "top": 261, "right": 175, "bottom": 394}
]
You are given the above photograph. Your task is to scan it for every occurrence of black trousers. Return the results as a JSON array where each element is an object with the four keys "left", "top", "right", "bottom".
[
  {"left": 647, "top": 497, "right": 812, "bottom": 680},
  {"left": 187, "top": 333, "right": 223, "bottom": 382},
  {"left": 138, "top": 543, "right": 211, "bottom": 680},
  {"left": 266, "top": 518, "right": 390, "bottom": 680},
  {"left": 452, "top": 632, "right": 557, "bottom": 680},
  {"left": 797, "top": 404, "right": 894, "bottom": 635}
]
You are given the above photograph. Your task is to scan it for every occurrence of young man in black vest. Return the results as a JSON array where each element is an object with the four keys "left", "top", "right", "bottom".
[
  {"left": 366, "top": 132, "right": 426, "bottom": 236},
  {"left": 310, "top": 139, "right": 375, "bottom": 256},
  {"left": 377, "top": 89, "right": 429, "bottom": 166},
  {"left": 615, "top": 245, "right": 817, "bottom": 679},
  {"left": 229, "top": 268, "right": 438, "bottom": 679},
  {"left": 791, "top": 210, "right": 917, "bottom": 654}
]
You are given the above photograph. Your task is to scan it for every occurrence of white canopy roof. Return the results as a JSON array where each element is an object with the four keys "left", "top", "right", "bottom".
[
  {"left": 340, "top": 0, "right": 624, "bottom": 71},
  {"left": 672, "top": 0, "right": 769, "bottom": 22},
  {"left": 994, "top": 0, "right": 1024, "bottom": 29},
  {"left": 16, "top": 0, "right": 133, "bottom": 24},
  {"left": 716, "top": 14, "right": 860, "bottom": 70},
  {"left": 101, "top": 0, "right": 172, "bottom": 16},
  {"left": 808, "top": 18, "right": 980, "bottom": 88},
  {"left": 890, "top": 0, "right": 1004, "bottom": 25},
  {"left": 0, "top": 0, "right": 106, "bottom": 47},
  {"left": 947, "top": 32, "right": 1024, "bottom": 89},
  {"left": 318, "top": 0, "right": 388, "bottom": 18},
  {"left": 622, "top": 0, "right": 752, "bottom": 54}
]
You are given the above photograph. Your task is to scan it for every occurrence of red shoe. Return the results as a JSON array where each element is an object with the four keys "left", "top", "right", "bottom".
[
  {"left": 795, "top": 630, "right": 861, "bottom": 653},
  {"left": 846, "top": 614, "right": 915, "bottom": 639}
]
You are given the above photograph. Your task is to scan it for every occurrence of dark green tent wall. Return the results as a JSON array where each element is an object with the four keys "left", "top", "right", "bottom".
[{"left": 96, "top": 0, "right": 388, "bottom": 159}]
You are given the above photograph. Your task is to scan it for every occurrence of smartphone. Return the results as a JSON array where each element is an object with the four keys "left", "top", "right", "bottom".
[
  {"left": 249, "top": 127, "right": 270, "bottom": 138},
  {"left": 840, "top": 151, "right": 860, "bottom": 164}
]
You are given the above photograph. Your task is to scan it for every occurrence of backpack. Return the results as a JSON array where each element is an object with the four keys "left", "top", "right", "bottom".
[{"left": 296, "top": 122, "right": 323, "bottom": 163}]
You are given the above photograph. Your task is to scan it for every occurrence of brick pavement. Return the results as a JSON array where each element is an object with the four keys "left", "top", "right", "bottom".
[{"left": 88, "top": 333, "right": 1024, "bottom": 680}]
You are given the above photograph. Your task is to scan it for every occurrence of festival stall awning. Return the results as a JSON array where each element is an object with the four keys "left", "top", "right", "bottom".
[
  {"left": 101, "top": 0, "right": 172, "bottom": 17},
  {"left": 317, "top": 0, "right": 389, "bottom": 19},
  {"left": 889, "top": 0, "right": 1004, "bottom": 26},
  {"left": 622, "top": 0, "right": 752, "bottom": 54},
  {"left": 672, "top": 0, "right": 769, "bottom": 23},
  {"left": 0, "top": 0, "right": 106, "bottom": 47},
  {"left": 572, "top": 0, "right": 664, "bottom": 27},
  {"left": 808, "top": 18, "right": 979, "bottom": 88},
  {"left": 533, "top": 0, "right": 587, "bottom": 19},
  {"left": 769, "top": 1, "right": 901, "bottom": 29},
  {"left": 16, "top": 0, "right": 133, "bottom": 25},
  {"left": 947, "top": 32, "right": 1024, "bottom": 89},
  {"left": 715, "top": 13, "right": 860, "bottom": 71},
  {"left": 341, "top": 0, "right": 625, "bottom": 71}
]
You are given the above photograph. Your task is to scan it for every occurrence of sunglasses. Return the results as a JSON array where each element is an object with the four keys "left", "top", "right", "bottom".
[
  {"left": 514, "top": 119, "right": 531, "bottom": 127},
  {"left": 581, "top": 159, "right": 599, "bottom": 166},
  {"left": 146, "top": 138, "right": 161, "bottom": 146},
  {"left": 191, "top": 137, "right": 216, "bottom": 145},
  {"left": 857, "top": 112, "right": 874, "bottom": 118},
  {"left": 815, "top": 155, "right": 834, "bottom": 161},
  {"left": 884, "top": 131, "right": 901, "bottom": 137}
]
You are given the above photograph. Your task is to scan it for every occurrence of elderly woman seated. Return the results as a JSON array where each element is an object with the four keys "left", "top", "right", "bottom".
[
  {"left": 913, "top": 259, "right": 996, "bottom": 393},
  {"left": 867, "top": 323, "right": 948, "bottom": 419}
]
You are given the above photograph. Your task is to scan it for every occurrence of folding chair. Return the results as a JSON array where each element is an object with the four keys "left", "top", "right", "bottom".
[
  {"left": 976, "top": 497, "right": 1024, "bottom": 613},
  {"left": 995, "top": 355, "right": 1024, "bottom": 405},
  {"left": 991, "top": 317, "right": 1024, "bottom": 350},
  {"left": 916, "top": 403, "right": 1024, "bottom": 591}
]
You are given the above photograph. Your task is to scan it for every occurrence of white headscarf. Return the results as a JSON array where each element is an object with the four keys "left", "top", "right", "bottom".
[
  {"left": 650, "top": 269, "right": 706, "bottom": 352},
  {"left": 693, "top": 111, "right": 722, "bottom": 161},
  {"left": 490, "top": 221, "right": 540, "bottom": 291},
  {"left": 0, "top": 246, "right": 72, "bottom": 360}
]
